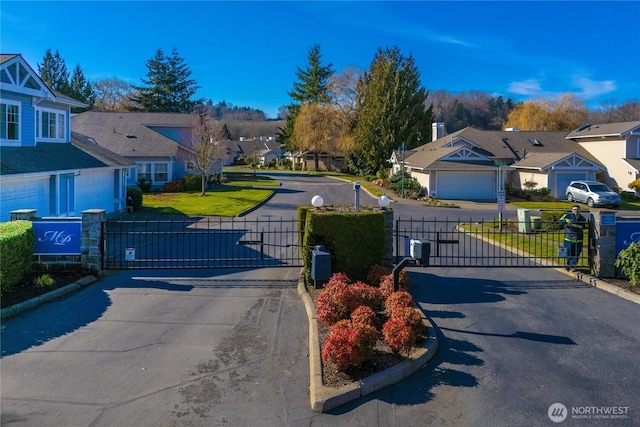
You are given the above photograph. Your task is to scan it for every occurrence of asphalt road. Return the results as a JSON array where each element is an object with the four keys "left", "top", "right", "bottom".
[{"left": 2, "top": 173, "right": 639, "bottom": 426}]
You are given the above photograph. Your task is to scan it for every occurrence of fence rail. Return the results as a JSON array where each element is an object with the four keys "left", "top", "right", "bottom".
[
  {"left": 102, "top": 217, "right": 304, "bottom": 269},
  {"left": 394, "top": 217, "right": 592, "bottom": 269}
]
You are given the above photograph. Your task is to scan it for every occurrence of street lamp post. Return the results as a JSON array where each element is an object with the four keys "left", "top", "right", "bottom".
[{"left": 400, "top": 143, "right": 405, "bottom": 198}]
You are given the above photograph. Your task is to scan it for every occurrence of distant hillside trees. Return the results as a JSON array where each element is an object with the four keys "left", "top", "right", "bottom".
[
  {"left": 427, "top": 90, "right": 516, "bottom": 133},
  {"left": 201, "top": 100, "right": 267, "bottom": 121},
  {"left": 129, "top": 47, "right": 200, "bottom": 113}
]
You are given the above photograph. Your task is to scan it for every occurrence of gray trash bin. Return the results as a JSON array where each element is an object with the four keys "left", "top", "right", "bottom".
[{"left": 311, "top": 245, "right": 331, "bottom": 288}]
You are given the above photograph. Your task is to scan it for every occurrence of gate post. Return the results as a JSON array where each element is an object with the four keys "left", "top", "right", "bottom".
[
  {"left": 81, "top": 209, "right": 106, "bottom": 273},
  {"left": 589, "top": 210, "right": 616, "bottom": 278},
  {"left": 383, "top": 210, "right": 394, "bottom": 268}
]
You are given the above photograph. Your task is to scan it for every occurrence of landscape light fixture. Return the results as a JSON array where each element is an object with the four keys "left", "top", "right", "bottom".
[
  {"left": 311, "top": 195, "right": 324, "bottom": 208},
  {"left": 378, "top": 195, "right": 390, "bottom": 209}
]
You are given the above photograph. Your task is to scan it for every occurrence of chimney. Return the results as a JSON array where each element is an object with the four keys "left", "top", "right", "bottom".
[{"left": 432, "top": 122, "right": 445, "bottom": 141}]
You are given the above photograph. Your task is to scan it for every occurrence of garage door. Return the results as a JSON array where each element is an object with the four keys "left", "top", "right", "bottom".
[
  {"left": 436, "top": 171, "right": 496, "bottom": 200},
  {"left": 555, "top": 172, "right": 588, "bottom": 199}
]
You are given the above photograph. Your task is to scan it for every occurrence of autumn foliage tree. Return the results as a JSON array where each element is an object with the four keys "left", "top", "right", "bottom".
[
  {"left": 504, "top": 94, "right": 588, "bottom": 131},
  {"left": 292, "top": 102, "right": 353, "bottom": 170}
]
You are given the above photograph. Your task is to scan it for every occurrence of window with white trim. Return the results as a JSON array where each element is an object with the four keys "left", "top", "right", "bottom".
[
  {"left": 0, "top": 99, "right": 20, "bottom": 142},
  {"left": 136, "top": 162, "right": 170, "bottom": 184},
  {"left": 36, "top": 107, "right": 66, "bottom": 141}
]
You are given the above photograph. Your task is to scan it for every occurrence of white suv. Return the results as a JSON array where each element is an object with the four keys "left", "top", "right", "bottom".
[{"left": 566, "top": 180, "right": 621, "bottom": 208}]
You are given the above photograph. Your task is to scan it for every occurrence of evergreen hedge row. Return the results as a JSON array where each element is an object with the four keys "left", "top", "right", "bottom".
[{"left": 0, "top": 221, "right": 34, "bottom": 292}]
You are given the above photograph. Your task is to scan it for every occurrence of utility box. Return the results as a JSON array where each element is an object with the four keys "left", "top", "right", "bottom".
[
  {"left": 410, "top": 238, "right": 431, "bottom": 266},
  {"left": 517, "top": 208, "right": 532, "bottom": 233},
  {"left": 311, "top": 245, "right": 331, "bottom": 288}
]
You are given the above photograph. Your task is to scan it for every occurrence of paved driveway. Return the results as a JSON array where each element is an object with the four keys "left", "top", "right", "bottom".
[{"left": 2, "top": 174, "right": 639, "bottom": 426}]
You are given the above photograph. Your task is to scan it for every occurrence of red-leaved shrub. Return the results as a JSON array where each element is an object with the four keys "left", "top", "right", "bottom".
[
  {"left": 379, "top": 275, "right": 395, "bottom": 299},
  {"left": 316, "top": 274, "right": 383, "bottom": 325},
  {"left": 162, "top": 180, "right": 185, "bottom": 193},
  {"left": 321, "top": 319, "right": 378, "bottom": 371},
  {"left": 382, "top": 317, "right": 417, "bottom": 356},
  {"left": 349, "top": 281, "right": 384, "bottom": 312},
  {"left": 384, "top": 290, "right": 415, "bottom": 317},
  {"left": 351, "top": 305, "right": 376, "bottom": 327},
  {"left": 367, "top": 264, "right": 391, "bottom": 287},
  {"left": 391, "top": 307, "right": 425, "bottom": 336},
  {"left": 316, "top": 277, "right": 352, "bottom": 325}
]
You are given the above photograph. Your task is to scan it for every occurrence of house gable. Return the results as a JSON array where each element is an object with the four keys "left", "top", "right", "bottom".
[
  {"left": 0, "top": 54, "right": 54, "bottom": 99},
  {"left": 440, "top": 146, "right": 492, "bottom": 163}
]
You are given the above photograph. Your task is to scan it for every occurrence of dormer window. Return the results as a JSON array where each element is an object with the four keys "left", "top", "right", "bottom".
[
  {"left": 0, "top": 99, "right": 20, "bottom": 143},
  {"left": 36, "top": 107, "right": 66, "bottom": 141}
]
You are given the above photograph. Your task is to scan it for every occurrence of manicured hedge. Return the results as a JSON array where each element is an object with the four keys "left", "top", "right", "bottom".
[
  {"left": 299, "top": 205, "right": 385, "bottom": 284},
  {"left": 0, "top": 221, "right": 34, "bottom": 292}
]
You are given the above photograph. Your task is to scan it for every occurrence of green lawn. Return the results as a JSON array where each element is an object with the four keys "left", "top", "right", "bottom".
[{"left": 140, "top": 172, "right": 279, "bottom": 216}]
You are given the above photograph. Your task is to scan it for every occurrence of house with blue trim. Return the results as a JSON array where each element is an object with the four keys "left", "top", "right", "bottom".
[{"left": 0, "top": 54, "right": 133, "bottom": 221}]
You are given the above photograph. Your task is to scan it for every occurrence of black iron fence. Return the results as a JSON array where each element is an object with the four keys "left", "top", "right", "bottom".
[
  {"left": 394, "top": 217, "right": 592, "bottom": 269},
  {"left": 102, "top": 217, "right": 304, "bottom": 269}
]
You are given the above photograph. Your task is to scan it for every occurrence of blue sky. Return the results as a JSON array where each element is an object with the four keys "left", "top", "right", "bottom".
[{"left": 2, "top": 1, "right": 639, "bottom": 118}]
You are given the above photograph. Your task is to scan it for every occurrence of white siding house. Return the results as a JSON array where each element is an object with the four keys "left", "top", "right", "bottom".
[{"left": 0, "top": 54, "right": 133, "bottom": 221}]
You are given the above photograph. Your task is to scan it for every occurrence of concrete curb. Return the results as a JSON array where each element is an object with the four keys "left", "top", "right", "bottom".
[
  {"left": 297, "top": 271, "right": 440, "bottom": 413},
  {"left": 0, "top": 275, "right": 98, "bottom": 321},
  {"left": 566, "top": 269, "right": 640, "bottom": 304}
]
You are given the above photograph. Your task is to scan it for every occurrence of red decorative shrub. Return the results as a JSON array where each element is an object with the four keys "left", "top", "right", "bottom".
[
  {"left": 162, "top": 180, "right": 185, "bottom": 193},
  {"left": 322, "top": 320, "right": 378, "bottom": 371},
  {"left": 384, "top": 290, "right": 415, "bottom": 317},
  {"left": 379, "top": 275, "right": 395, "bottom": 299},
  {"left": 367, "top": 265, "right": 391, "bottom": 287},
  {"left": 382, "top": 317, "right": 418, "bottom": 356},
  {"left": 316, "top": 275, "right": 383, "bottom": 325},
  {"left": 316, "top": 279, "right": 351, "bottom": 325},
  {"left": 391, "top": 307, "right": 425, "bottom": 336},
  {"left": 351, "top": 305, "right": 376, "bottom": 327},
  {"left": 349, "top": 281, "right": 384, "bottom": 312}
]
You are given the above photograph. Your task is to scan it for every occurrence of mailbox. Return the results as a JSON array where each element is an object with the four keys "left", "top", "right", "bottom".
[{"left": 311, "top": 245, "right": 331, "bottom": 288}]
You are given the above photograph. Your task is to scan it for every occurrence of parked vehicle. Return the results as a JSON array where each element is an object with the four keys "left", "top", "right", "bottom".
[{"left": 566, "top": 181, "right": 621, "bottom": 208}]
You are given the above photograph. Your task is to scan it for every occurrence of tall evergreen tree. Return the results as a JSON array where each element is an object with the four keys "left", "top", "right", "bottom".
[
  {"left": 37, "top": 49, "right": 70, "bottom": 92},
  {"left": 351, "top": 46, "right": 432, "bottom": 175},
  {"left": 67, "top": 64, "right": 96, "bottom": 112},
  {"left": 130, "top": 48, "right": 200, "bottom": 113},
  {"left": 279, "top": 45, "right": 334, "bottom": 152}
]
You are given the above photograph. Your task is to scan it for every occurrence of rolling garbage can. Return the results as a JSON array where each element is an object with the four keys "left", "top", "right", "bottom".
[
  {"left": 311, "top": 245, "right": 331, "bottom": 288},
  {"left": 410, "top": 238, "right": 431, "bottom": 266},
  {"left": 517, "top": 208, "right": 532, "bottom": 233}
]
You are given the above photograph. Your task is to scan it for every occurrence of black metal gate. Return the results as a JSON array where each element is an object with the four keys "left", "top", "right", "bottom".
[
  {"left": 394, "top": 217, "right": 592, "bottom": 269},
  {"left": 102, "top": 217, "right": 303, "bottom": 269}
]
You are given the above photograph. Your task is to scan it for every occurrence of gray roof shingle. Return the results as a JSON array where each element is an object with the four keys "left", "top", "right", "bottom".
[{"left": 1, "top": 143, "right": 108, "bottom": 176}]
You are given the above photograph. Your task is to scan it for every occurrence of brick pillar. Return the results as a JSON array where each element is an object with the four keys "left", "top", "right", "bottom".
[
  {"left": 383, "top": 209, "right": 394, "bottom": 268},
  {"left": 81, "top": 209, "right": 105, "bottom": 273},
  {"left": 590, "top": 210, "right": 616, "bottom": 278},
  {"left": 10, "top": 209, "right": 37, "bottom": 221}
]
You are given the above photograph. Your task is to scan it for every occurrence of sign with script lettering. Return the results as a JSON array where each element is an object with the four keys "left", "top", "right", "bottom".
[{"left": 33, "top": 220, "right": 82, "bottom": 255}]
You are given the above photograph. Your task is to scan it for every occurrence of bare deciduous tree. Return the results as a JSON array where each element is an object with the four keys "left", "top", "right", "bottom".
[
  {"left": 187, "top": 111, "right": 227, "bottom": 196},
  {"left": 93, "top": 77, "right": 137, "bottom": 111}
]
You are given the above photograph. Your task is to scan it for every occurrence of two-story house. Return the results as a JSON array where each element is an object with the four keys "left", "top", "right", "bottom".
[
  {"left": 565, "top": 121, "right": 640, "bottom": 193},
  {"left": 0, "top": 54, "right": 133, "bottom": 221}
]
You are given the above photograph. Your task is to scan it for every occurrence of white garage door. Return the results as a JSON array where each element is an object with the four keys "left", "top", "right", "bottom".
[
  {"left": 436, "top": 171, "right": 496, "bottom": 200},
  {"left": 555, "top": 172, "right": 589, "bottom": 199}
]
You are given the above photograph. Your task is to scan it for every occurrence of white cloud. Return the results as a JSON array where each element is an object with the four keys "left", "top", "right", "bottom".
[
  {"left": 507, "top": 80, "right": 544, "bottom": 96},
  {"left": 572, "top": 76, "right": 616, "bottom": 99}
]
